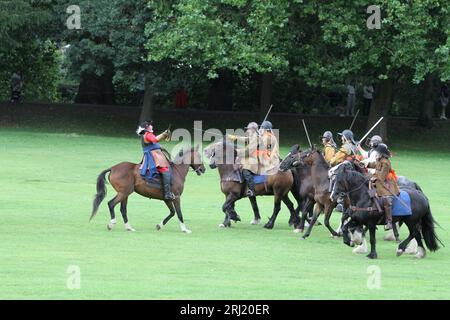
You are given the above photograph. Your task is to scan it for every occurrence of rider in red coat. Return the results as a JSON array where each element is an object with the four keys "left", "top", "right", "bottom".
[{"left": 137, "top": 121, "right": 174, "bottom": 200}]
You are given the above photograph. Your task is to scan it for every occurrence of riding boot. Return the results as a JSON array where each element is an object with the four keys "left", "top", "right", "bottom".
[
  {"left": 242, "top": 169, "right": 256, "bottom": 197},
  {"left": 335, "top": 197, "right": 344, "bottom": 212},
  {"left": 160, "top": 171, "right": 175, "bottom": 200},
  {"left": 383, "top": 197, "right": 393, "bottom": 230}
]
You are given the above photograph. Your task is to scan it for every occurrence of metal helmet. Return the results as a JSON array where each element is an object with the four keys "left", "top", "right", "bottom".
[
  {"left": 338, "top": 129, "right": 356, "bottom": 144},
  {"left": 321, "top": 131, "right": 333, "bottom": 141},
  {"left": 245, "top": 122, "right": 259, "bottom": 131},
  {"left": 369, "top": 135, "right": 383, "bottom": 148},
  {"left": 260, "top": 120, "right": 273, "bottom": 130},
  {"left": 374, "top": 143, "right": 391, "bottom": 158}
]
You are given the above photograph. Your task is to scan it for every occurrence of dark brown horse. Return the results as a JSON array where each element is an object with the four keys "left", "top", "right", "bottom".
[
  {"left": 280, "top": 146, "right": 340, "bottom": 239},
  {"left": 204, "top": 139, "right": 300, "bottom": 229},
  {"left": 90, "top": 146, "right": 206, "bottom": 233}
]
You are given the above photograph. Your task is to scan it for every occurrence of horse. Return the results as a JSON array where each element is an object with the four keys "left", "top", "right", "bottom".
[
  {"left": 90, "top": 145, "right": 206, "bottom": 233},
  {"left": 280, "top": 145, "right": 341, "bottom": 239},
  {"left": 204, "top": 138, "right": 301, "bottom": 229},
  {"left": 332, "top": 168, "right": 442, "bottom": 259},
  {"left": 279, "top": 145, "right": 316, "bottom": 232}
]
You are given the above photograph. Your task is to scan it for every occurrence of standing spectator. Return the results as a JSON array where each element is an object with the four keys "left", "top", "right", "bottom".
[
  {"left": 10, "top": 70, "right": 23, "bottom": 103},
  {"left": 362, "top": 84, "right": 374, "bottom": 116},
  {"left": 440, "top": 84, "right": 449, "bottom": 120},
  {"left": 346, "top": 80, "right": 356, "bottom": 116}
]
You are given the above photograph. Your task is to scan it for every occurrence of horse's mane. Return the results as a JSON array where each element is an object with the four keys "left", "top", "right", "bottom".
[{"left": 337, "top": 168, "right": 368, "bottom": 186}]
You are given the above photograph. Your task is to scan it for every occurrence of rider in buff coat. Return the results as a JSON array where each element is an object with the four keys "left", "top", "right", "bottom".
[
  {"left": 367, "top": 143, "right": 400, "bottom": 231},
  {"left": 320, "top": 131, "right": 337, "bottom": 165},
  {"left": 228, "top": 122, "right": 259, "bottom": 197},
  {"left": 257, "top": 121, "right": 281, "bottom": 175},
  {"left": 329, "top": 129, "right": 357, "bottom": 166}
]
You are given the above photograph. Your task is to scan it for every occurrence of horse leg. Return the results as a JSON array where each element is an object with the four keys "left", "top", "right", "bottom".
[
  {"left": 264, "top": 195, "right": 282, "bottom": 229},
  {"left": 301, "top": 203, "right": 322, "bottom": 239},
  {"left": 281, "top": 195, "right": 299, "bottom": 230},
  {"left": 173, "top": 197, "right": 191, "bottom": 234},
  {"left": 298, "top": 199, "right": 312, "bottom": 232},
  {"left": 289, "top": 190, "right": 301, "bottom": 227},
  {"left": 249, "top": 196, "right": 261, "bottom": 225},
  {"left": 396, "top": 220, "right": 415, "bottom": 256},
  {"left": 156, "top": 200, "right": 176, "bottom": 230},
  {"left": 366, "top": 223, "right": 378, "bottom": 259},
  {"left": 120, "top": 197, "right": 135, "bottom": 231},
  {"left": 220, "top": 193, "right": 237, "bottom": 228},
  {"left": 107, "top": 195, "right": 119, "bottom": 230},
  {"left": 324, "top": 203, "right": 339, "bottom": 238},
  {"left": 229, "top": 202, "right": 241, "bottom": 222}
]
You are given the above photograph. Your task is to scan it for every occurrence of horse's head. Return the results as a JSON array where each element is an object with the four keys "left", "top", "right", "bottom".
[
  {"left": 175, "top": 145, "right": 206, "bottom": 175},
  {"left": 279, "top": 144, "right": 302, "bottom": 171},
  {"left": 204, "top": 138, "right": 236, "bottom": 169},
  {"left": 296, "top": 145, "right": 319, "bottom": 167}
]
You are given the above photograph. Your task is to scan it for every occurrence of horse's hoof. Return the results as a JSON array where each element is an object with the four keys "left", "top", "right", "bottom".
[
  {"left": 156, "top": 224, "right": 161, "bottom": 231},
  {"left": 183, "top": 229, "right": 192, "bottom": 234},
  {"left": 107, "top": 224, "right": 113, "bottom": 230},
  {"left": 250, "top": 219, "right": 261, "bottom": 225},
  {"left": 218, "top": 223, "right": 226, "bottom": 228},
  {"left": 415, "top": 247, "right": 425, "bottom": 259},
  {"left": 126, "top": 228, "right": 136, "bottom": 232},
  {"left": 384, "top": 231, "right": 396, "bottom": 241},
  {"left": 300, "top": 235, "right": 308, "bottom": 240},
  {"left": 366, "top": 253, "right": 377, "bottom": 259},
  {"left": 396, "top": 249, "right": 404, "bottom": 257},
  {"left": 331, "top": 235, "right": 339, "bottom": 239},
  {"left": 293, "top": 228, "right": 302, "bottom": 234},
  {"left": 264, "top": 223, "right": 274, "bottom": 230}
]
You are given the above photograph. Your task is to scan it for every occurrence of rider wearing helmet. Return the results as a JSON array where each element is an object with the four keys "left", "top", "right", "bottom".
[
  {"left": 367, "top": 143, "right": 400, "bottom": 230},
  {"left": 329, "top": 129, "right": 357, "bottom": 166},
  {"left": 320, "top": 131, "right": 337, "bottom": 165},
  {"left": 257, "top": 121, "right": 281, "bottom": 175},
  {"left": 137, "top": 121, "right": 174, "bottom": 200},
  {"left": 228, "top": 122, "right": 259, "bottom": 197},
  {"left": 358, "top": 135, "right": 383, "bottom": 174}
]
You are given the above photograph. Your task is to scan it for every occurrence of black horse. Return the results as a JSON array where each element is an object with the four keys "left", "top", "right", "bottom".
[{"left": 332, "top": 168, "right": 442, "bottom": 259}]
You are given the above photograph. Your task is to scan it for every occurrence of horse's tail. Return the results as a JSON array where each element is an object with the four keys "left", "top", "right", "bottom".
[
  {"left": 90, "top": 168, "right": 111, "bottom": 221},
  {"left": 421, "top": 205, "right": 443, "bottom": 252}
]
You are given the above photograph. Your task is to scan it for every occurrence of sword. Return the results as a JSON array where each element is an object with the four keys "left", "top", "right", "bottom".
[
  {"left": 193, "top": 127, "right": 225, "bottom": 138},
  {"left": 349, "top": 109, "right": 360, "bottom": 130},
  {"left": 357, "top": 117, "right": 384, "bottom": 146},
  {"left": 301, "top": 119, "right": 312, "bottom": 148}
]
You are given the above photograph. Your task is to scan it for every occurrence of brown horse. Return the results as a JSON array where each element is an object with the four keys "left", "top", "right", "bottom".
[
  {"left": 280, "top": 146, "right": 340, "bottom": 239},
  {"left": 204, "top": 139, "right": 300, "bottom": 229},
  {"left": 90, "top": 146, "right": 206, "bottom": 233}
]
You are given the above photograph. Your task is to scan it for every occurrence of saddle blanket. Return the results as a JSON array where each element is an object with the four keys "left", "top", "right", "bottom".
[
  {"left": 253, "top": 174, "right": 268, "bottom": 185},
  {"left": 392, "top": 190, "right": 412, "bottom": 216}
]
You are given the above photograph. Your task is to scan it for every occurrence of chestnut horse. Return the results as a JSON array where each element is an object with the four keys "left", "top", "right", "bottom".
[{"left": 90, "top": 146, "right": 206, "bottom": 233}]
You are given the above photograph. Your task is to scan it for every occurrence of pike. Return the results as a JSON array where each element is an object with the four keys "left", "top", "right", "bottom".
[
  {"left": 357, "top": 117, "right": 384, "bottom": 146},
  {"left": 301, "top": 119, "right": 312, "bottom": 148},
  {"left": 262, "top": 104, "right": 273, "bottom": 123},
  {"left": 349, "top": 109, "right": 360, "bottom": 130}
]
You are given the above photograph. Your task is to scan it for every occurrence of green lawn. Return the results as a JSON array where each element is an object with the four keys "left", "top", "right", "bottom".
[{"left": 1, "top": 128, "right": 449, "bottom": 299}]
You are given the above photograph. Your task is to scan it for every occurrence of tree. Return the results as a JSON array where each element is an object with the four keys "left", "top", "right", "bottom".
[{"left": 145, "top": 0, "right": 293, "bottom": 114}]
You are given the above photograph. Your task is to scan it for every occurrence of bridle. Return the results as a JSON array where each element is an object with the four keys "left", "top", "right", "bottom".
[{"left": 333, "top": 172, "right": 377, "bottom": 213}]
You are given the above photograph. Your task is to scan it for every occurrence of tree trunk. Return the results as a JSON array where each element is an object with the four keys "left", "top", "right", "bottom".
[
  {"left": 417, "top": 74, "right": 436, "bottom": 128},
  {"left": 75, "top": 62, "right": 115, "bottom": 105},
  {"left": 259, "top": 72, "right": 273, "bottom": 121},
  {"left": 207, "top": 70, "right": 233, "bottom": 110},
  {"left": 367, "top": 77, "right": 394, "bottom": 141},
  {"left": 139, "top": 79, "right": 154, "bottom": 123}
]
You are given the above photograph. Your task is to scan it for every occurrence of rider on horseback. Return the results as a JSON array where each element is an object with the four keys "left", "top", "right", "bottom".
[
  {"left": 228, "top": 122, "right": 259, "bottom": 197},
  {"left": 136, "top": 121, "right": 174, "bottom": 200},
  {"left": 258, "top": 121, "right": 281, "bottom": 175},
  {"left": 320, "top": 131, "right": 337, "bottom": 165},
  {"left": 358, "top": 135, "right": 382, "bottom": 174},
  {"left": 367, "top": 143, "right": 400, "bottom": 231},
  {"left": 329, "top": 129, "right": 357, "bottom": 166}
]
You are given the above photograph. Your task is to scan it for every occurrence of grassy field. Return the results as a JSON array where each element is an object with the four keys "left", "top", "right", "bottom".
[{"left": 1, "top": 125, "right": 450, "bottom": 299}]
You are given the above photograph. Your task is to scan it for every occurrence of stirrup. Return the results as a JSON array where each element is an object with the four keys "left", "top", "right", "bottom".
[
  {"left": 164, "top": 192, "right": 175, "bottom": 200},
  {"left": 246, "top": 189, "right": 255, "bottom": 197}
]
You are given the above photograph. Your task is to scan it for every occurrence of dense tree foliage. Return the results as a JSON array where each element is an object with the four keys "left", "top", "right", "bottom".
[{"left": 1, "top": 0, "right": 449, "bottom": 134}]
